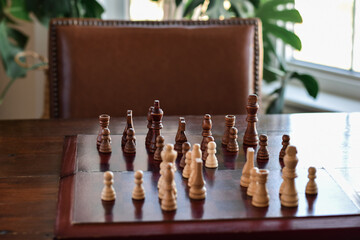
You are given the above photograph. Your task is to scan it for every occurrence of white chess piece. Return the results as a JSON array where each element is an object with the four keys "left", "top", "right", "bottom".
[
  {"left": 247, "top": 167, "right": 259, "bottom": 196},
  {"left": 188, "top": 144, "right": 201, "bottom": 187},
  {"left": 252, "top": 169, "right": 270, "bottom": 207},
  {"left": 182, "top": 150, "right": 192, "bottom": 178},
  {"left": 240, "top": 148, "right": 255, "bottom": 187},
  {"left": 159, "top": 144, "right": 177, "bottom": 199},
  {"left": 158, "top": 144, "right": 175, "bottom": 189},
  {"left": 161, "top": 163, "right": 177, "bottom": 211},
  {"left": 280, "top": 145, "right": 299, "bottom": 207},
  {"left": 305, "top": 167, "right": 318, "bottom": 195},
  {"left": 189, "top": 159, "right": 206, "bottom": 200},
  {"left": 101, "top": 171, "right": 116, "bottom": 201},
  {"left": 132, "top": 170, "right": 145, "bottom": 200},
  {"left": 205, "top": 141, "right": 218, "bottom": 168}
]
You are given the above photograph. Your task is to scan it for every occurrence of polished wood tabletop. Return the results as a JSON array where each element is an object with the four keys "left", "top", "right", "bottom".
[{"left": 1, "top": 112, "right": 360, "bottom": 239}]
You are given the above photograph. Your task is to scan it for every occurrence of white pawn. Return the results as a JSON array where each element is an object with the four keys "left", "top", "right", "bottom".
[
  {"left": 188, "top": 144, "right": 202, "bottom": 187},
  {"left": 205, "top": 141, "right": 218, "bottom": 168},
  {"left": 132, "top": 170, "right": 145, "bottom": 200},
  {"left": 159, "top": 144, "right": 177, "bottom": 199},
  {"left": 182, "top": 150, "right": 192, "bottom": 178},
  {"left": 158, "top": 144, "right": 177, "bottom": 189},
  {"left": 305, "top": 167, "right": 318, "bottom": 195},
  {"left": 280, "top": 145, "right": 299, "bottom": 207},
  {"left": 189, "top": 159, "right": 206, "bottom": 200},
  {"left": 161, "top": 163, "right": 177, "bottom": 211},
  {"left": 101, "top": 171, "right": 116, "bottom": 201},
  {"left": 252, "top": 169, "right": 270, "bottom": 207},
  {"left": 240, "top": 148, "right": 255, "bottom": 187},
  {"left": 247, "top": 167, "right": 259, "bottom": 196}
]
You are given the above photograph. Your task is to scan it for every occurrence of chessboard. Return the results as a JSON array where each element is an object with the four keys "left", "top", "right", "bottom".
[
  {"left": 55, "top": 98, "right": 360, "bottom": 239},
  {"left": 55, "top": 135, "right": 360, "bottom": 239}
]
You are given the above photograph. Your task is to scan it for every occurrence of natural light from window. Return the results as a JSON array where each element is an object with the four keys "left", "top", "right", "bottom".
[
  {"left": 294, "top": 0, "right": 358, "bottom": 72},
  {"left": 130, "top": 0, "right": 164, "bottom": 20},
  {"left": 353, "top": 1, "right": 360, "bottom": 72}
]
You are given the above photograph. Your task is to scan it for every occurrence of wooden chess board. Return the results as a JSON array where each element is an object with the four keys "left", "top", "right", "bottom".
[{"left": 55, "top": 134, "right": 360, "bottom": 239}]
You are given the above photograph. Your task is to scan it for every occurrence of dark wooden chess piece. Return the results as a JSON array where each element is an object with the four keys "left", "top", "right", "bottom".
[
  {"left": 257, "top": 134, "right": 269, "bottom": 163},
  {"left": 99, "top": 127, "right": 112, "bottom": 153},
  {"left": 227, "top": 127, "right": 239, "bottom": 152},
  {"left": 149, "top": 100, "right": 164, "bottom": 153},
  {"left": 145, "top": 106, "right": 154, "bottom": 148},
  {"left": 201, "top": 114, "right": 212, "bottom": 151},
  {"left": 222, "top": 114, "right": 235, "bottom": 146},
  {"left": 202, "top": 136, "right": 214, "bottom": 161},
  {"left": 174, "top": 117, "right": 187, "bottom": 153},
  {"left": 97, "top": 114, "right": 110, "bottom": 147},
  {"left": 179, "top": 142, "right": 191, "bottom": 168},
  {"left": 279, "top": 134, "right": 290, "bottom": 161},
  {"left": 124, "top": 128, "right": 136, "bottom": 154},
  {"left": 122, "top": 110, "right": 134, "bottom": 146},
  {"left": 154, "top": 135, "right": 165, "bottom": 161},
  {"left": 243, "top": 94, "right": 259, "bottom": 147}
]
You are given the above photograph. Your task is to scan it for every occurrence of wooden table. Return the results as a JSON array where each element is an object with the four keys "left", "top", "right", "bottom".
[{"left": 1, "top": 113, "right": 360, "bottom": 239}]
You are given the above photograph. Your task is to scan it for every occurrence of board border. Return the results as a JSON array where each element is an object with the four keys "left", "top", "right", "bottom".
[{"left": 54, "top": 135, "right": 360, "bottom": 239}]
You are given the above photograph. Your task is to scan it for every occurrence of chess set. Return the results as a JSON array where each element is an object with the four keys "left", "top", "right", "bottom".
[{"left": 55, "top": 95, "right": 360, "bottom": 239}]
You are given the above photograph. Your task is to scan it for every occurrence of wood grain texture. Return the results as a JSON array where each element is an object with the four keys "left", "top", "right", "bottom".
[{"left": 1, "top": 112, "right": 360, "bottom": 239}]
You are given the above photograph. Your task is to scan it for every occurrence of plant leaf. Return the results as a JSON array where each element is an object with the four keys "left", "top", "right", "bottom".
[
  {"left": 263, "top": 22, "right": 302, "bottom": 50},
  {"left": 263, "top": 67, "right": 278, "bottom": 83},
  {"left": 263, "top": 64, "right": 285, "bottom": 83},
  {"left": 0, "top": 0, "right": 4, "bottom": 21},
  {"left": 229, "top": 0, "right": 255, "bottom": 18},
  {"left": 248, "top": 0, "right": 260, "bottom": 8},
  {"left": 176, "top": 0, "right": 183, "bottom": 7},
  {"left": 6, "top": 27, "right": 28, "bottom": 49},
  {"left": 0, "top": 21, "right": 27, "bottom": 79},
  {"left": 8, "top": 0, "right": 32, "bottom": 21},
  {"left": 183, "top": 0, "right": 205, "bottom": 17},
  {"left": 260, "top": 9, "right": 302, "bottom": 23},
  {"left": 291, "top": 72, "right": 319, "bottom": 98},
  {"left": 263, "top": 33, "right": 287, "bottom": 71},
  {"left": 257, "top": 0, "right": 294, "bottom": 16},
  {"left": 80, "top": 0, "right": 104, "bottom": 18}
]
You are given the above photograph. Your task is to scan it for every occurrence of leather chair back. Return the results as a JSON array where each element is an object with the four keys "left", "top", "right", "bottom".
[{"left": 49, "top": 18, "right": 262, "bottom": 118}]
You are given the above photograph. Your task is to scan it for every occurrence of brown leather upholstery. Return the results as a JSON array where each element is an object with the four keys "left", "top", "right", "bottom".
[{"left": 49, "top": 18, "right": 263, "bottom": 118}]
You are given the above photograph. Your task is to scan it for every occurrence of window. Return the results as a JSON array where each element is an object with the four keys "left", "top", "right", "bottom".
[
  {"left": 293, "top": 0, "right": 359, "bottom": 72},
  {"left": 130, "top": 0, "right": 164, "bottom": 20}
]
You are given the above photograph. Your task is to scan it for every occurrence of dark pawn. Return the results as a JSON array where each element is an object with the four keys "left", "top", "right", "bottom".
[
  {"left": 97, "top": 114, "right": 110, "bottom": 146},
  {"left": 202, "top": 136, "right": 215, "bottom": 161},
  {"left": 154, "top": 135, "right": 165, "bottom": 161},
  {"left": 227, "top": 127, "right": 239, "bottom": 152},
  {"left": 124, "top": 128, "right": 136, "bottom": 154},
  {"left": 222, "top": 114, "right": 235, "bottom": 146},
  {"left": 99, "top": 128, "right": 112, "bottom": 153},
  {"left": 145, "top": 106, "right": 154, "bottom": 148},
  {"left": 243, "top": 94, "right": 259, "bottom": 147},
  {"left": 279, "top": 134, "right": 290, "bottom": 168},
  {"left": 180, "top": 142, "right": 191, "bottom": 168},
  {"left": 257, "top": 134, "right": 269, "bottom": 162},
  {"left": 174, "top": 117, "right": 187, "bottom": 153},
  {"left": 122, "top": 110, "right": 134, "bottom": 146},
  {"left": 201, "top": 114, "right": 212, "bottom": 151}
]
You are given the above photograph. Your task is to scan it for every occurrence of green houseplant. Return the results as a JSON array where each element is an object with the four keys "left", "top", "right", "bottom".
[
  {"left": 155, "top": 0, "right": 319, "bottom": 113},
  {"left": 0, "top": 0, "right": 104, "bottom": 104}
]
